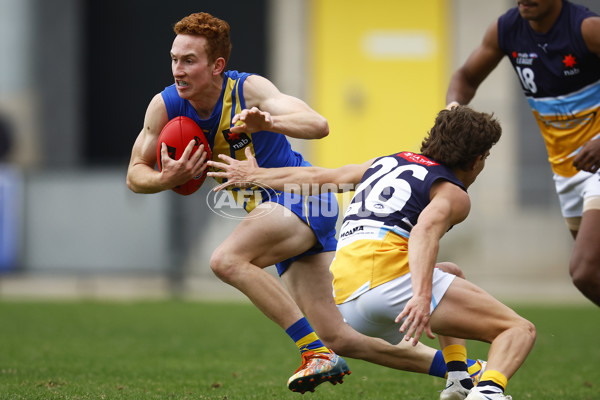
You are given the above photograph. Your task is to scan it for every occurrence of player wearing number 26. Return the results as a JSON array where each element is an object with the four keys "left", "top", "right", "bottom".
[
  {"left": 446, "top": 0, "right": 600, "bottom": 307},
  {"left": 127, "top": 12, "right": 492, "bottom": 395},
  {"left": 208, "top": 106, "right": 536, "bottom": 400}
]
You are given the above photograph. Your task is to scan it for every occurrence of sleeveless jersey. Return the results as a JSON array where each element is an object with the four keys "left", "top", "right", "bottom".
[
  {"left": 497, "top": 1, "right": 600, "bottom": 177},
  {"left": 331, "top": 152, "right": 465, "bottom": 304},
  {"left": 161, "top": 70, "right": 306, "bottom": 211}
]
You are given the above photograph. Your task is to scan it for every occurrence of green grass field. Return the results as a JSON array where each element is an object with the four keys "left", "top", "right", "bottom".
[{"left": 0, "top": 300, "right": 598, "bottom": 400}]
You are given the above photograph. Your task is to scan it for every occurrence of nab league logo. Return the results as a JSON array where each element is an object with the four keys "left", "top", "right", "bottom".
[
  {"left": 512, "top": 51, "right": 538, "bottom": 66},
  {"left": 222, "top": 128, "right": 251, "bottom": 151}
]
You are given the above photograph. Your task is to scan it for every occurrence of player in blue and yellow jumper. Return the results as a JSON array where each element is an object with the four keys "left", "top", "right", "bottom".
[{"left": 128, "top": 11, "right": 482, "bottom": 394}]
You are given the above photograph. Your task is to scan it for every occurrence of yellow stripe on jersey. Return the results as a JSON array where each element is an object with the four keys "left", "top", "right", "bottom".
[
  {"left": 331, "top": 231, "right": 410, "bottom": 304},
  {"left": 211, "top": 77, "right": 237, "bottom": 162},
  {"left": 210, "top": 76, "right": 261, "bottom": 212},
  {"left": 532, "top": 107, "right": 600, "bottom": 177}
]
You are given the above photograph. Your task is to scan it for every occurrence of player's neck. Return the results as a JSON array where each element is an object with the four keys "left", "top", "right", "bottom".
[
  {"left": 527, "top": 3, "right": 562, "bottom": 34},
  {"left": 452, "top": 169, "right": 476, "bottom": 190},
  {"left": 190, "top": 76, "right": 224, "bottom": 119}
]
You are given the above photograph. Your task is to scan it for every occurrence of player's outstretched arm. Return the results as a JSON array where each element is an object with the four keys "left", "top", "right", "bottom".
[
  {"left": 446, "top": 20, "right": 504, "bottom": 106},
  {"left": 232, "top": 74, "right": 329, "bottom": 139},
  {"left": 207, "top": 147, "right": 372, "bottom": 193},
  {"left": 396, "top": 181, "right": 470, "bottom": 346}
]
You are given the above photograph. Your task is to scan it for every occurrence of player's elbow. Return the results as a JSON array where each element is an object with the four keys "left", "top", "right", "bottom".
[
  {"left": 314, "top": 117, "right": 329, "bottom": 139},
  {"left": 126, "top": 176, "right": 141, "bottom": 193},
  {"left": 126, "top": 173, "right": 148, "bottom": 194}
]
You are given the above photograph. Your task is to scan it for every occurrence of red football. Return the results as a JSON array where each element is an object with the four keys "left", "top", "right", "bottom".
[{"left": 156, "top": 116, "right": 212, "bottom": 196}]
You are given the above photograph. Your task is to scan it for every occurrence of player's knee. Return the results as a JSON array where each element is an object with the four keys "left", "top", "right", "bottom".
[
  {"left": 485, "top": 315, "right": 535, "bottom": 345},
  {"left": 521, "top": 318, "right": 536, "bottom": 344},
  {"left": 435, "top": 262, "right": 465, "bottom": 279},
  {"left": 505, "top": 317, "right": 536, "bottom": 347},
  {"left": 209, "top": 248, "right": 239, "bottom": 282}
]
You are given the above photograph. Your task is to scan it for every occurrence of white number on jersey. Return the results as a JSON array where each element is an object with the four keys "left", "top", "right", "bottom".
[
  {"left": 346, "top": 157, "right": 428, "bottom": 218},
  {"left": 516, "top": 66, "right": 537, "bottom": 93}
]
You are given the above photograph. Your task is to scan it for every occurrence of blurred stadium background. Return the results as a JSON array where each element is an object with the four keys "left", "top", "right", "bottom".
[{"left": 0, "top": 0, "right": 597, "bottom": 303}]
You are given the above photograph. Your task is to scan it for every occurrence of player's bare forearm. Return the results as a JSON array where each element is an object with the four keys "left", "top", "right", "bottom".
[
  {"left": 446, "top": 70, "right": 478, "bottom": 106},
  {"left": 239, "top": 75, "right": 329, "bottom": 139},
  {"left": 269, "top": 110, "right": 329, "bottom": 140},
  {"left": 395, "top": 216, "right": 445, "bottom": 346},
  {"left": 126, "top": 163, "right": 167, "bottom": 194},
  {"left": 127, "top": 94, "right": 172, "bottom": 194},
  {"left": 126, "top": 133, "right": 165, "bottom": 193},
  {"left": 230, "top": 107, "right": 328, "bottom": 139},
  {"left": 447, "top": 21, "right": 503, "bottom": 106},
  {"left": 407, "top": 223, "right": 439, "bottom": 299},
  {"left": 406, "top": 186, "right": 466, "bottom": 299},
  {"left": 208, "top": 147, "right": 371, "bottom": 193},
  {"left": 210, "top": 163, "right": 345, "bottom": 194}
]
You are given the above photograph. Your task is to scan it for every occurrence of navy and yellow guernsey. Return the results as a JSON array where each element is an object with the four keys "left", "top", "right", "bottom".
[
  {"left": 330, "top": 152, "right": 465, "bottom": 305},
  {"left": 161, "top": 70, "right": 338, "bottom": 274},
  {"left": 498, "top": 1, "right": 600, "bottom": 178}
]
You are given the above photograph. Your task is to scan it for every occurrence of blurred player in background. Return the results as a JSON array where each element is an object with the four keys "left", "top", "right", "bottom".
[
  {"left": 446, "top": 0, "right": 600, "bottom": 306},
  {"left": 209, "top": 106, "right": 536, "bottom": 400},
  {"left": 126, "top": 12, "right": 484, "bottom": 394}
]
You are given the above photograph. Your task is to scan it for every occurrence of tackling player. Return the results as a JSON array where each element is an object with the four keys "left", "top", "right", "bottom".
[
  {"left": 208, "top": 106, "right": 536, "bottom": 400},
  {"left": 127, "top": 12, "right": 485, "bottom": 395}
]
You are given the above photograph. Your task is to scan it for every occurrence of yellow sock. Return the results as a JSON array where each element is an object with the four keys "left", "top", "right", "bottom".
[
  {"left": 479, "top": 370, "right": 508, "bottom": 392},
  {"left": 442, "top": 344, "right": 473, "bottom": 390},
  {"left": 442, "top": 344, "right": 467, "bottom": 363},
  {"left": 286, "top": 318, "right": 330, "bottom": 355},
  {"left": 296, "top": 332, "right": 330, "bottom": 354}
]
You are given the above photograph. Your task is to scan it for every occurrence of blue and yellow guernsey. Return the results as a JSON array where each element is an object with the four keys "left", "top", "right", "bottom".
[
  {"left": 161, "top": 70, "right": 306, "bottom": 211},
  {"left": 498, "top": 1, "right": 600, "bottom": 177}
]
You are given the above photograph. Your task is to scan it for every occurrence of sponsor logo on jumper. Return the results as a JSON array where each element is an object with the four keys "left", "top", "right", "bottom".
[
  {"left": 397, "top": 152, "right": 438, "bottom": 166},
  {"left": 512, "top": 51, "right": 538, "bottom": 65},
  {"left": 340, "top": 225, "right": 364, "bottom": 238},
  {"left": 562, "top": 54, "right": 580, "bottom": 76},
  {"left": 222, "top": 129, "right": 251, "bottom": 150},
  {"left": 537, "top": 43, "right": 549, "bottom": 53},
  {"left": 539, "top": 111, "right": 595, "bottom": 130}
]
